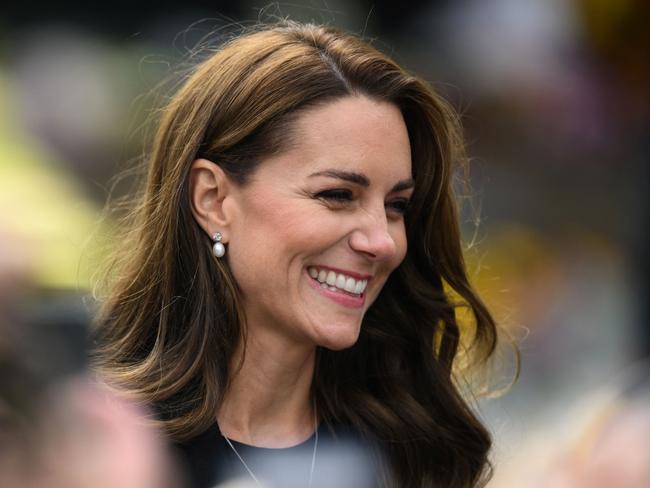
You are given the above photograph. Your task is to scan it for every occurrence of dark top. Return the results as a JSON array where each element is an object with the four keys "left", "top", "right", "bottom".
[{"left": 171, "top": 423, "right": 381, "bottom": 488}]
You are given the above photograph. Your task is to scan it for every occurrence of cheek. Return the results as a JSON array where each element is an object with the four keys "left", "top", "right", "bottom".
[
  {"left": 238, "top": 189, "right": 348, "bottom": 253},
  {"left": 238, "top": 193, "right": 302, "bottom": 246},
  {"left": 228, "top": 194, "right": 322, "bottom": 281}
]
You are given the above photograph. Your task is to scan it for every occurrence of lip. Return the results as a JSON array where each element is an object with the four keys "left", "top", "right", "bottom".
[
  {"left": 308, "top": 264, "right": 372, "bottom": 281},
  {"left": 305, "top": 269, "right": 366, "bottom": 309}
]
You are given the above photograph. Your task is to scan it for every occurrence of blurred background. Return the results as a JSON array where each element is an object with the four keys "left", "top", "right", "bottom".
[{"left": 1, "top": 0, "right": 648, "bottom": 486}]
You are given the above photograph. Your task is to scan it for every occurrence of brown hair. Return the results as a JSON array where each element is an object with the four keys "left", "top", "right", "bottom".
[{"left": 93, "top": 22, "right": 499, "bottom": 487}]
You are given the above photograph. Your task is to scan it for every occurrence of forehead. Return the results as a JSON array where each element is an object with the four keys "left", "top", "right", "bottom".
[{"left": 254, "top": 95, "right": 412, "bottom": 185}]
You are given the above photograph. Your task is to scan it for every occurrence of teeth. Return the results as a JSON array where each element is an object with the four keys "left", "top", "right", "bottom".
[
  {"left": 317, "top": 269, "right": 327, "bottom": 282},
  {"left": 358, "top": 279, "right": 368, "bottom": 294},
  {"left": 335, "top": 274, "right": 346, "bottom": 289},
  {"left": 344, "top": 277, "right": 356, "bottom": 293},
  {"left": 307, "top": 267, "right": 369, "bottom": 296},
  {"left": 326, "top": 271, "right": 336, "bottom": 286},
  {"left": 354, "top": 280, "right": 364, "bottom": 294}
]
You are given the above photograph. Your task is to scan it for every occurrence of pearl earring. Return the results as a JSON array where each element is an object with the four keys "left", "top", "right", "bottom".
[{"left": 212, "top": 232, "right": 226, "bottom": 258}]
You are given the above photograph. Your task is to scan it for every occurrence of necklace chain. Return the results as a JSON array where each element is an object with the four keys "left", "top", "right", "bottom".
[
  {"left": 222, "top": 435, "right": 264, "bottom": 486},
  {"left": 220, "top": 408, "right": 319, "bottom": 488}
]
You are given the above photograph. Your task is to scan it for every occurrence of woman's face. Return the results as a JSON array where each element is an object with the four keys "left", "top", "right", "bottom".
[{"left": 227, "top": 95, "right": 413, "bottom": 350}]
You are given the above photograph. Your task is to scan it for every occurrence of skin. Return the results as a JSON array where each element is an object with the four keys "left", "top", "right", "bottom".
[{"left": 189, "top": 95, "right": 413, "bottom": 447}]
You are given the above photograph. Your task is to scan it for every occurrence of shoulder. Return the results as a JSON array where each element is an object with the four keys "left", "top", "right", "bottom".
[{"left": 170, "top": 424, "right": 228, "bottom": 488}]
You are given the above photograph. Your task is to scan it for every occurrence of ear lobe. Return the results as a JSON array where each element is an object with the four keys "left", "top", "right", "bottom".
[{"left": 188, "top": 158, "right": 235, "bottom": 240}]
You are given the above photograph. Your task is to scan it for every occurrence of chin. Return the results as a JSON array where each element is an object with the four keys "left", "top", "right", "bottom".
[{"left": 313, "top": 322, "right": 362, "bottom": 351}]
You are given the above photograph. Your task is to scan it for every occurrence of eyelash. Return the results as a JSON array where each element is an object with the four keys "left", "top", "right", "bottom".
[
  {"left": 315, "top": 189, "right": 353, "bottom": 202},
  {"left": 314, "top": 189, "right": 410, "bottom": 215}
]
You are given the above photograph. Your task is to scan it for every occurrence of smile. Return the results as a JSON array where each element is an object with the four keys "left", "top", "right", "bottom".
[{"left": 307, "top": 266, "right": 368, "bottom": 296}]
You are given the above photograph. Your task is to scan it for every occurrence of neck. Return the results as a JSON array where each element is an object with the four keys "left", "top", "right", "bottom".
[{"left": 217, "top": 324, "right": 317, "bottom": 448}]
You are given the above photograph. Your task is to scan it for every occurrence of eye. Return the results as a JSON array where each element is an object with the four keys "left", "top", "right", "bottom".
[
  {"left": 386, "top": 198, "right": 410, "bottom": 216},
  {"left": 314, "top": 189, "right": 354, "bottom": 203}
]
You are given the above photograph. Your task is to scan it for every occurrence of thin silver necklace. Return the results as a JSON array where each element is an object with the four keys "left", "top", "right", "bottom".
[{"left": 219, "top": 408, "right": 319, "bottom": 488}]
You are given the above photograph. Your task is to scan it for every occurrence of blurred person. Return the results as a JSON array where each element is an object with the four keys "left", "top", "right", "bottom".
[
  {"left": 92, "top": 22, "right": 502, "bottom": 488},
  {"left": 0, "top": 234, "right": 180, "bottom": 487},
  {"left": 539, "top": 363, "right": 650, "bottom": 488},
  {"left": 0, "top": 301, "right": 181, "bottom": 487},
  {"left": 35, "top": 378, "right": 180, "bottom": 488},
  {"left": 485, "top": 362, "right": 650, "bottom": 487},
  {"left": 0, "top": 376, "right": 181, "bottom": 488}
]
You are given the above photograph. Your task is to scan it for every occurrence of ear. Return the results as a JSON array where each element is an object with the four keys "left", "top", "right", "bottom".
[{"left": 188, "top": 158, "right": 237, "bottom": 242}]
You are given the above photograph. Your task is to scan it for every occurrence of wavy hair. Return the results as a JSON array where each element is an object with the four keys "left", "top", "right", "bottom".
[{"left": 92, "top": 22, "right": 499, "bottom": 487}]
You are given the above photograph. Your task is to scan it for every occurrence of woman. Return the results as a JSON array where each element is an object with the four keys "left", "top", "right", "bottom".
[{"left": 93, "top": 22, "right": 499, "bottom": 487}]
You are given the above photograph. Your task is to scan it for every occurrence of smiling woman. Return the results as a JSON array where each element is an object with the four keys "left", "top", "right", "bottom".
[{"left": 92, "top": 22, "right": 499, "bottom": 488}]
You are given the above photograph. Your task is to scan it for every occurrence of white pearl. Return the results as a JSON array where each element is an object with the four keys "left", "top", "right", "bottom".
[{"left": 213, "top": 242, "right": 225, "bottom": 258}]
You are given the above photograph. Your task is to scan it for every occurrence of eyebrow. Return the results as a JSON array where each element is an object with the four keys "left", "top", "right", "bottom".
[{"left": 309, "top": 169, "right": 415, "bottom": 193}]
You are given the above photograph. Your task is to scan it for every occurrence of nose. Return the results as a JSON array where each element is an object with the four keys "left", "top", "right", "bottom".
[{"left": 348, "top": 209, "right": 398, "bottom": 261}]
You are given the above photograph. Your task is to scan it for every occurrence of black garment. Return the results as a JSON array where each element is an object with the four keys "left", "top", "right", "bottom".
[{"left": 171, "top": 423, "right": 381, "bottom": 488}]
